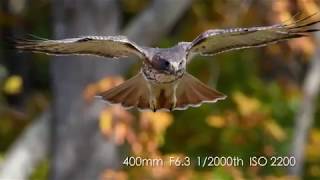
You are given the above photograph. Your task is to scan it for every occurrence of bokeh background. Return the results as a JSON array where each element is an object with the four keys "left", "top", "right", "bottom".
[{"left": 1, "top": 0, "right": 320, "bottom": 179}]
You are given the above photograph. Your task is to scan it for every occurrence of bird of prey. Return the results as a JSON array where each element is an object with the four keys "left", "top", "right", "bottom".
[{"left": 16, "top": 14, "right": 320, "bottom": 112}]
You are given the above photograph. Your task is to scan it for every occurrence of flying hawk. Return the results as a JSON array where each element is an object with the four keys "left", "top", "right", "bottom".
[{"left": 16, "top": 14, "right": 320, "bottom": 111}]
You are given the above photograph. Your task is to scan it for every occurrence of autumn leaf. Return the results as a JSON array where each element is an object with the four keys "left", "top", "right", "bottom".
[
  {"left": 3, "top": 75, "right": 23, "bottom": 95},
  {"left": 263, "top": 120, "right": 287, "bottom": 141},
  {"left": 306, "top": 129, "right": 320, "bottom": 161},
  {"left": 83, "top": 84, "right": 98, "bottom": 102},
  {"left": 232, "top": 91, "right": 262, "bottom": 116},
  {"left": 138, "top": 112, "right": 173, "bottom": 147},
  {"left": 83, "top": 76, "right": 123, "bottom": 102},
  {"left": 206, "top": 115, "right": 226, "bottom": 128},
  {"left": 97, "top": 76, "right": 123, "bottom": 93},
  {"left": 140, "top": 112, "right": 173, "bottom": 135},
  {"left": 99, "top": 109, "right": 113, "bottom": 137},
  {"left": 114, "top": 122, "right": 128, "bottom": 145}
]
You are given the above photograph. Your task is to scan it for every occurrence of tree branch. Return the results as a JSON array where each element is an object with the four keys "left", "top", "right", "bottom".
[
  {"left": 289, "top": 34, "right": 320, "bottom": 176},
  {"left": 0, "top": 0, "right": 192, "bottom": 179},
  {"left": 0, "top": 111, "right": 50, "bottom": 179}
]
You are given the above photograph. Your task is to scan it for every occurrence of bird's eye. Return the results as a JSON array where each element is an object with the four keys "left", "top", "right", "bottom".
[
  {"left": 152, "top": 56, "right": 170, "bottom": 71},
  {"left": 163, "top": 60, "right": 170, "bottom": 67},
  {"left": 159, "top": 59, "right": 170, "bottom": 70}
]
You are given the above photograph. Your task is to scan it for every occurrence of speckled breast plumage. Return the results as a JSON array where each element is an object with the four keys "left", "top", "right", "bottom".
[{"left": 142, "top": 64, "right": 184, "bottom": 83}]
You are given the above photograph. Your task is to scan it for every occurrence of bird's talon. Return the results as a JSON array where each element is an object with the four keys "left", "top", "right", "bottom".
[{"left": 169, "top": 105, "right": 174, "bottom": 112}]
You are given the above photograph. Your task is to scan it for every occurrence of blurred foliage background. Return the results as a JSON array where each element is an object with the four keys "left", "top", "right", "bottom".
[{"left": 1, "top": 0, "right": 320, "bottom": 179}]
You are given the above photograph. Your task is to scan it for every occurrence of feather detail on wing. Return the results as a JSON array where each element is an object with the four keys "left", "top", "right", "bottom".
[
  {"left": 188, "top": 13, "right": 320, "bottom": 57},
  {"left": 15, "top": 35, "right": 148, "bottom": 59}
]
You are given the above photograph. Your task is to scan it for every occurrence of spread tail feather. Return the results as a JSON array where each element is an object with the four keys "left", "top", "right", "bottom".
[
  {"left": 98, "top": 73, "right": 150, "bottom": 110},
  {"left": 98, "top": 72, "right": 227, "bottom": 111},
  {"left": 174, "top": 73, "right": 227, "bottom": 110}
]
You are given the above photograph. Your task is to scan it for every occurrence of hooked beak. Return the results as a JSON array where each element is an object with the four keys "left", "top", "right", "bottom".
[
  {"left": 169, "top": 62, "right": 180, "bottom": 74},
  {"left": 168, "top": 66, "right": 178, "bottom": 75}
]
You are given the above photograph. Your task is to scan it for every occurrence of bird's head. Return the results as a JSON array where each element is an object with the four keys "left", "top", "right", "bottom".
[{"left": 151, "top": 53, "right": 185, "bottom": 75}]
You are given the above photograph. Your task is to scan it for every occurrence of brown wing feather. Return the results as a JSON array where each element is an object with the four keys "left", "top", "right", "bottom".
[
  {"left": 15, "top": 36, "right": 147, "bottom": 59},
  {"left": 188, "top": 13, "right": 320, "bottom": 57}
]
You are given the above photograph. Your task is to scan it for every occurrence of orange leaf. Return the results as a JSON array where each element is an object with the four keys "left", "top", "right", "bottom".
[
  {"left": 206, "top": 115, "right": 226, "bottom": 128},
  {"left": 114, "top": 122, "right": 128, "bottom": 145}
]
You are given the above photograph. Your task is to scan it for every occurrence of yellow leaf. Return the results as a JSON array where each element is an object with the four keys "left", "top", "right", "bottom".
[
  {"left": 141, "top": 112, "right": 173, "bottom": 134},
  {"left": 99, "top": 109, "right": 113, "bottom": 136},
  {"left": 3, "top": 75, "right": 23, "bottom": 95},
  {"left": 264, "top": 120, "right": 286, "bottom": 141},
  {"left": 232, "top": 92, "right": 261, "bottom": 116},
  {"left": 306, "top": 129, "right": 320, "bottom": 160},
  {"left": 310, "top": 129, "right": 320, "bottom": 144},
  {"left": 206, "top": 115, "right": 226, "bottom": 128}
]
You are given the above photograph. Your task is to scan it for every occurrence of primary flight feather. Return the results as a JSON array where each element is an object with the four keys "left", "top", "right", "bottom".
[{"left": 16, "top": 14, "right": 320, "bottom": 111}]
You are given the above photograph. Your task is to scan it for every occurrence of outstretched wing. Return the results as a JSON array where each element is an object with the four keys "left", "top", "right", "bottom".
[
  {"left": 15, "top": 35, "right": 148, "bottom": 59},
  {"left": 188, "top": 13, "right": 320, "bottom": 57}
]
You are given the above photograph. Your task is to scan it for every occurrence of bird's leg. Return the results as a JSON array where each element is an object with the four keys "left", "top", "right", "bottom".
[
  {"left": 150, "top": 97, "right": 157, "bottom": 112},
  {"left": 168, "top": 94, "right": 177, "bottom": 111},
  {"left": 169, "top": 84, "right": 178, "bottom": 111},
  {"left": 147, "top": 83, "right": 158, "bottom": 112}
]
